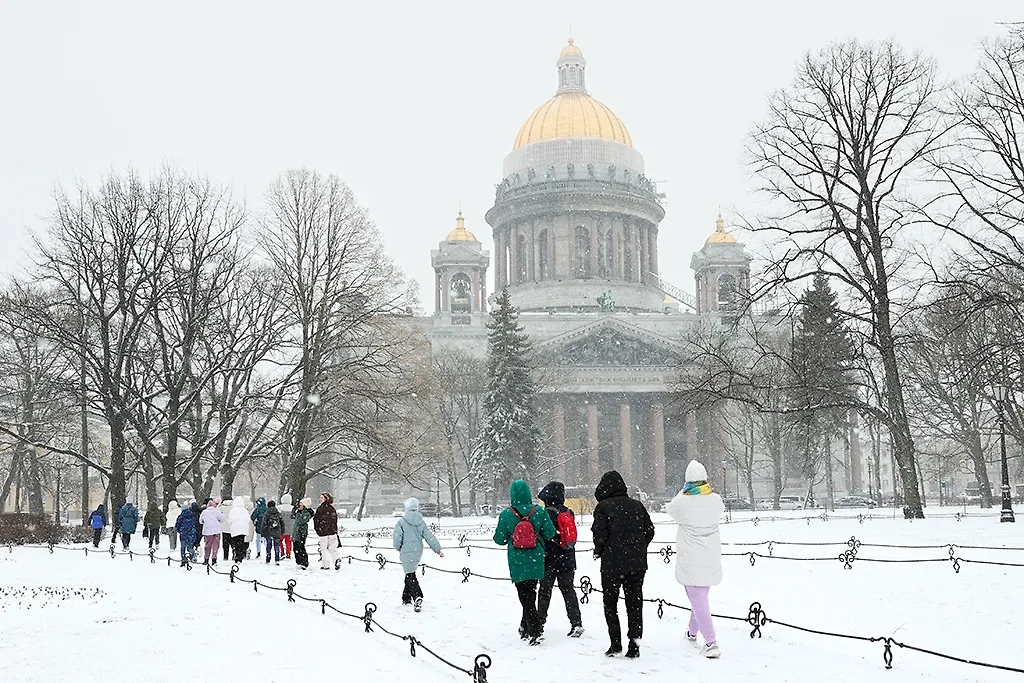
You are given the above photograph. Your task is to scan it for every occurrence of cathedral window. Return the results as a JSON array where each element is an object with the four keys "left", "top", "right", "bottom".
[
  {"left": 603, "top": 230, "right": 614, "bottom": 278},
  {"left": 449, "top": 273, "right": 472, "bottom": 313},
  {"left": 717, "top": 273, "right": 738, "bottom": 311},
  {"left": 575, "top": 226, "right": 591, "bottom": 278},
  {"left": 516, "top": 233, "right": 529, "bottom": 283}
]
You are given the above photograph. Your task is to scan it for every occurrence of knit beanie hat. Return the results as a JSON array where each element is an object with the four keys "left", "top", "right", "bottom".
[{"left": 685, "top": 460, "right": 708, "bottom": 482}]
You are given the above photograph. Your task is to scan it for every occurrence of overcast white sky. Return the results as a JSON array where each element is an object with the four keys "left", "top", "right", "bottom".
[{"left": 0, "top": 1, "right": 1020, "bottom": 307}]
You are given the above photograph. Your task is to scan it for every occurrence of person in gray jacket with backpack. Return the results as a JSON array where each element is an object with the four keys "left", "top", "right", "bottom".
[
  {"left": 537, "top": 481, "right": 584, "bottom": 637},
  {"left": 393, "top": 498, "right": 444, "bottom": 611}
]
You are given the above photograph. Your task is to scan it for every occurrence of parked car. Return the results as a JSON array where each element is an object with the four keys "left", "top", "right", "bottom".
[
  {"left": 837, "top": 496, "right": 875, "bottom": 509},
  {"left": 419, "top": 502, "right": 440, "bottom": 518},
  {"left": 723, "top": 497, "right": 753, "bottom": 511},
  {"left": 777, "top": 496, "right": 805, "bottom": 510},
  {"left": 391, "top": 508, "right": 404, "bottom": 518}
]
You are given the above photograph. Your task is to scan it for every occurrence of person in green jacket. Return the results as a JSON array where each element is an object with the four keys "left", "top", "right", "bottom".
[
  {"left": 290, "top": 498, "right": 315, "bottom": 570},
  {"left": 493, "top": 479, "right": 556, "bottom": 645}
]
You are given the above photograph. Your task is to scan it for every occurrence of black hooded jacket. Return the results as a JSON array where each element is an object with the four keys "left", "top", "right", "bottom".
[
  {"left": 592, "top": 471, "right": 655, "bottom": 576},
  {"left": 538, "top": 482, "right": 576, "bottom": 574}
]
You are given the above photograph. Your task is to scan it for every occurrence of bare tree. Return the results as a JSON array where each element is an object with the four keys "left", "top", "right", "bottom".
[{"left": 748, "top": 41, "right": 947, "bottom": 517}]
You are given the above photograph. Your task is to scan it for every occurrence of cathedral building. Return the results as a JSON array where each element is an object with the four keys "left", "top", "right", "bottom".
[{"left": 421, "top": 39, "right": 751, "bottom": 496}]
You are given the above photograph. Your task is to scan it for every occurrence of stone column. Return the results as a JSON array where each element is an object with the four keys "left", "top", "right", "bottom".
[
  {"left": 494, "top": 231, "right": 504, "bottom": 290},
  {"left": 509, "top": 226, "right": 519, "bottom": 285},
  {"left": 619, "top": 403, "right": 633, "bottom": 482},
  {"left": 589, "top": 217, "right": 599, "bottom": 278},
  {"left": 553, "top": 403, "right": 567, "bottom": 482},
  {"left": 587, "top": 401, "right": 600, "bottom": 482},
  {"left": 652, "top": 402, "right": 666, "bottom": 493},
  {"left": 441, "top": 269, "right": 450, "bottom": 311},
  {"left": 631, "top": 224, "right": 640, "bottom": 283},
  {"left": 434, "top": 270, "right": 441, "bottom": 313},
  {"left": 649, "top": 226, "right": 659, "bottom": 275},
  {"left": 548, "top": 224, "right": 557, "bottom": 279}
]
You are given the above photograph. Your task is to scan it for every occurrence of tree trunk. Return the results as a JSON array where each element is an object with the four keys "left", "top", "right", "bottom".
[
  {"left": 357, "top": 466, "right": 372, "bottom": 522},
  {"left": 107, "top": 411, "right": 128, "bottom": 513},
  {"left": 25, "top": 443, "right": 45, "bottom": 516},
  {"left": 0, "top": 447, "right": 24, "bottom": 512},
  {"left": 825, "top": 441, "right": 836, "bottom": 511},
  {"left": 220, "top": 463, "right": 238, "bottom": 499},
  {"left": 966, "top": 434, "right": 994, "bottom": 508}
]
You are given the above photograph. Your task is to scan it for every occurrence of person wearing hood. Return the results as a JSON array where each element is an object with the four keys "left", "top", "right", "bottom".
[
  {"left": 199, "top": 500, "right": 227, "bottom": 565},
  {"left": 493, "top": 479, "right": 556, "bottom": 646},
  {"left": 228, "top": 497, "right": 251, "bottom": 563},
  {"left": 261, "top": 501, "right": 285, "bottom": 565},
  {"left": 219, "top": 499, "right": 233, "bottom": 561},
  {"left": 165, "top": 501, "right": 180, "bottom": 551},
  {"left": 117, "top": 496, "right": 140, "bottom": 550},
  {"left": 291, "top": 498, "right": 314, "bottom": 569},
  {"left": 250, "top": 497, "right": 268, "bottom": 559},
  {"left": 313, "top": 492, "right": 340, "bottom": 570},
  {"left": 174, "top": 503, "right": 198, "bottom": 566},
  {"left": 279, "top": 494, "right": 295, "bottom": 559},
  {"left": 536, "top": 482, "right": 583, "bottom": 638},
  {"left": 89, "top": 504, "right": 107, "bottom": 548},
  {"left": 393, "top": 498, "right": 444, "bottom": 611},
  {"left": 592, "top": 470, "right": 655, "bottom": 659},
  {"left": 666, "top": 460, "right": 724, "bottom": 659},
  {"left": 244, "top": 498, "right": 256, "bottom": 559},
  {"left": 189, "top": 502, "right": 203, "bottom": 554},
  {"left": 144, "top": 501, "right": 166, "bottom": 550}
]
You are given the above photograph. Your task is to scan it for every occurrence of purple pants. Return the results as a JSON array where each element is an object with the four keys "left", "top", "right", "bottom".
[
  {"left": 685, "top": 585, "right": 716, "bottom": 645},
  {"left": 204, "top": 534, "right": 221, "bottom": 562}
]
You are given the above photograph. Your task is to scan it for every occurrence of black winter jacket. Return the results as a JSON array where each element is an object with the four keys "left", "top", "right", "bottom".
[
  {"left": 591, "top": 471, "right": 655, "bottom": 576},
  {"left": 538, "top": 482, "right": 576, "bottom": 574}
]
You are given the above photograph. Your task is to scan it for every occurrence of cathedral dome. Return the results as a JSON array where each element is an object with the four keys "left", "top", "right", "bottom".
[
  {"left": 444, "top": 211, "right": 477, "bottom": 242},
  {"left": 706, "top": 214, "right": 737, "bottom": 244},
  {"left": 512, "top": 39, "right": 632, "bottom": 150},
  {"left": 513, "top": 92, "right": 632, "bottom": 149}
]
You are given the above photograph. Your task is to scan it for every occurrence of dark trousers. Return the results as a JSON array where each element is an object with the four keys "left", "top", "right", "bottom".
[
  {"left": 121, "top": 532, "right": 132, "bottom": 550},
  {"left": 538, "top": 568, "right": 582, "bottom": 628},
  {"left": 222, "top": 533, "right": 231, "bottom": 560},
  {"left": 147, "top": 526, "right": 161, "bottom": 549},
  {"left": 294, "top": 540, "right": 309, "bottom": 568},
  {"left": 231, "top": 535, "right": 246, "bottom": 563},
  {"left": 515, "top": 580, "right": 542, "bottom": 639},
  {"left": 602, "top": 570, "right": 645, "bottom": 646},
  {"left": 92, "top": 528, "right": 102, "bottom": 548},
  {"left": 402, "top": 572, "right": 424, "bottom": 604}
]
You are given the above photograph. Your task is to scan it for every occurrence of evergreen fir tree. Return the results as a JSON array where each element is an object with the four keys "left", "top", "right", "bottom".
[
  {"left": 474, "top": 287, "right": 540, "bottom": 500},
  {"left": 790, "top": 273, "right": 856, "bottom": 506}
]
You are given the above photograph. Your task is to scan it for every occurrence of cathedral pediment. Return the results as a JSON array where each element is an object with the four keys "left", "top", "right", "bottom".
[{"left": 535, "top": 320, "right": 681, "bottom": 368}]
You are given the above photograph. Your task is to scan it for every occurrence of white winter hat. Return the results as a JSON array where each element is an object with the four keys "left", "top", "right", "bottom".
[
  {"left": 281, "top": 493, "right": 292, "bottom": 505},
  {"left": 301, "top": 497, "right": 312, "bottom": 508},
  {"left": 685, "top": 460, "right": 708, "bottom": 482},
  {"left": 167, "top": 500, "right": 179, "bottom": 511}
]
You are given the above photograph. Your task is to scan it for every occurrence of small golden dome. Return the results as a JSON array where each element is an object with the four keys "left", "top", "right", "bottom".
[
  {"left": 705, "top": 214, "right": 737, "bottom": 244},
  {"left": 560, "top": 37, "right": 583, "bottom": 57},
  {"left": 513, "top": 91, "right": 632, "bottom": 149},
  {"left": 444, "top": 210, "right": 477, "bottom": 242}
]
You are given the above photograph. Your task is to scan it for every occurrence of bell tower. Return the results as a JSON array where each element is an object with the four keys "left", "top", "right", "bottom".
[
  {"left": 690, "top": 215, "right": 751, "bottom": 314},
  {"left": 431, "top": 210, "right": 490, "bottom": 324}
]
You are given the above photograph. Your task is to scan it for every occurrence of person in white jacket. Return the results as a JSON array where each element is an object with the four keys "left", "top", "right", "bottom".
[
  {"left": 199, "top": 500, "right": 227, "bottom": 565},
  {"left": 165, "top": 501, "right": 180, "bottom": 551},
  {"left": 665, "top": 460, "right": 724, "bottom": 659},
  {"left": 219, "top": 499, "right": 233, "bottom": 562},
  {"left": 228, "top": 498, "right": 251, "bottom": 563},
  {"left": 279, "top": 493, "right": 295, "bottom": 559}
]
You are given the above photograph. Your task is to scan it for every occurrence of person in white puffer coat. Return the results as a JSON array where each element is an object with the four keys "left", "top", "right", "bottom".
[
  {"left": 228, "top": 498, "right": 251, "bottom": 563},
  {"left": 219, "top": 499, "right": 234, "bottom": 561},
  {"left": 244, "top": 497, "right": 255, "bottom": 559},
  {"left": 279, "top": 493, "right": 295, "bottom": 559},
  {"left": 665, "top": 460, "right": 724, "bottom": 660},
  {"left": 165, "top": 501, "right": 180, "bottom": 551}
]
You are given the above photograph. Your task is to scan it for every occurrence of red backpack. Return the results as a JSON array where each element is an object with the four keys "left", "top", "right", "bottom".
[
  {"left": 556, "top": 509, "right": 577, "bottom": 548},
  {"left": 511, "top": 506, "right": 538, "bottom": 549}
]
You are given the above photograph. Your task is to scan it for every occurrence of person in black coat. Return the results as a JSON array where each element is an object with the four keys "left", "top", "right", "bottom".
[
  {"left": 592, "top": 470, "right": 655, "bottom": 659},
  {"left": 536, "top": 482, "right": 583, "bottom": 637}
]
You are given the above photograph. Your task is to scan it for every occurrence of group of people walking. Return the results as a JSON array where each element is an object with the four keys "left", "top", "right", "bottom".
[
  {"left": 491, "top": 460, "right": 724, "bottom": 660},
  {"left": 87, "top": 491, "right": 345, "bottom": 573}
]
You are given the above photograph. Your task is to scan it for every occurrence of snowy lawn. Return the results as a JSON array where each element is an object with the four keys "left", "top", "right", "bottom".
[{"left": 2, "top": 507, "right": 1022, "bottom": 682}]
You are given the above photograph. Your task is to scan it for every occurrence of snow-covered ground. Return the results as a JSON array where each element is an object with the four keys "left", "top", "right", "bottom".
[{"left": 2, "top": 507, "right": 1022, "bottom": 682}]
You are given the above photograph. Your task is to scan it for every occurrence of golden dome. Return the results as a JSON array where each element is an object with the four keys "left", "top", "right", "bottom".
[
  {"left": 513, "top": 91, "right": 632, "bottom": 149},
  {"left": 444, "top": 210, "right": 477, "bottom": 242},
  {"left": 560, "top": 37, "right": 583, "bottom": 57},
  {"left": 706, "top": 214, "right": 737, "bottom": 244}
]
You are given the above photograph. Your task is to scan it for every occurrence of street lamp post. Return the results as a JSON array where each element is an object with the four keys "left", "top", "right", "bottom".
[{"left": 993, "top": 385, "right": 1016, "bottom": 523}]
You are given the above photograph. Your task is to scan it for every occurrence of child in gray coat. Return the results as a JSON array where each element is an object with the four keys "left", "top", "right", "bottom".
[{"left": 393, "top": 498, "right": 444, "bottom": 611}]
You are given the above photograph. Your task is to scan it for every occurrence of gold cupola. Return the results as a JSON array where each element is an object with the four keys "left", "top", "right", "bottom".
[
  {"left": 444, "top": 210, "right": 477, "bottom": 242},
  {"left": 705, "top": 214, "right": 738, "bottom": 244},
  {"left": 512, "top": 38, "right": 632, "bottom": 150}
]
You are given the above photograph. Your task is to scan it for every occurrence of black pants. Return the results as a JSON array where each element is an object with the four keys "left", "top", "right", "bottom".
[
  {"left": 147, "top": 526, "right": 160, "bottom": 549},
  {"left": 515, "top": 580, "right": 542, "bottom": 639},
  {"left": 294, "top": 539, "right": 309, "bottom": 568},
  {"left": 92, "top": 528, "right": 102, "bottom": 548},
  {"left": 538, "top": 568, "right": 582, "bottom": 628},
  {"left": 602, "top": 570, "right": 645, "bottom": 646},
  {"left": 231, "top": 535, "right": 246, "bottom": 563},
  {"left": 121, "top": 532, "right": 132, "bottom": 550},
  {"left": 222, "top": 533, "right": 232, "bottom": 560},
  {"left": 402, "top": 572, "right": 423, "bottom": 604}
]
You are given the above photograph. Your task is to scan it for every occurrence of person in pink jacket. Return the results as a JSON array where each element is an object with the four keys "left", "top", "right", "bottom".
[
  {"left": 665, "top": 460, "right": 724, "bottom": 659},
  {"left": 198, "top": 500, "right": 227, "bottom": 566}
]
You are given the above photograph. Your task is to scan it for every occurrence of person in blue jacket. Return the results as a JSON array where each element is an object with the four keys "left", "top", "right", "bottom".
[
  {"left": 116, "top": 496, "right": 139, "bottom": 550},
  {"left": 174, "top": 504, "right": 198, "bottom": 566},
  {"left": 89, "top": 504, "right": 107, "bottom": 548},
  {"left": 393, "top": 498, "right": 444, "bottom": 611}
]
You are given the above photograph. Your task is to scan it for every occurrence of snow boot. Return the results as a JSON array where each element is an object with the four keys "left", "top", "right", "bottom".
[
  {"left": 518, "top": 627, "right": 528, "bottom": 641},
  {"left": 625, "top": 640, "right": 640, "bottom": 659},
  {"left": 568, "top": 624, "right": 584, "bottom": 638},
  {"left": 414, "top": 598, "right": 423, "bottom": 613},
  {"left": 529, "top": 634, "right": 544, "bottom": 646},
  {"left": 604, "top": 644, "right": 623, "bottom": 657}
]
